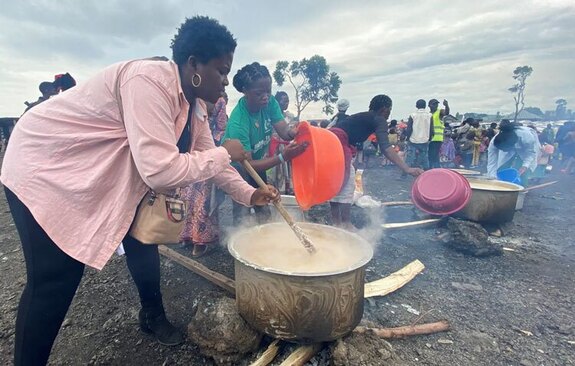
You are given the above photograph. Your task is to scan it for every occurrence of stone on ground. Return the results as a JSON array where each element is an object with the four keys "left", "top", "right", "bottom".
[
  {"left": 445, "top": 218, "right": 503, "bottom": 256},
  {"left": 331, "top": 330, "right": 402, "bottom": 366},
  {"left": 187, "top": 295, "right": 262, "bottom": 366}
]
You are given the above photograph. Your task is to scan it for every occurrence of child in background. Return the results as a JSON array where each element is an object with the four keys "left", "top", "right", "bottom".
[
  {"left": 440, "top": 131, "right": 456, "bottom": 167},
  {"left": 532, "top": 142, "right": 555, "bottom": 183},
  {"left": 479, "top": 130, "right": 490, "bottom": 167}
]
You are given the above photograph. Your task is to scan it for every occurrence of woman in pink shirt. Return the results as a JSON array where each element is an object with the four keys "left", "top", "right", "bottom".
[{"left": 1, "top": 16, "right": 278, "bottom": 365}]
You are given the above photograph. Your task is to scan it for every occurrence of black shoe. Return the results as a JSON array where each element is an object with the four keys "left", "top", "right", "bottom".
[{"left": 139, "top": 310, "right": 184, "bottom": 346}]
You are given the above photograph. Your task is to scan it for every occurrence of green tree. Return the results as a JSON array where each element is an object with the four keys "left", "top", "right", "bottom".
[
  {"left": 273, "top": 55, "right": 341, "bottom": 120},
  {"left": 524, "top": 106, "right": 544, "bottom": 117},
  {"left": 508, "top": 65, "right": 533, "bottom": 122},
  {"left": 555, "top": 99, "right": 567, "bottom": 120}
]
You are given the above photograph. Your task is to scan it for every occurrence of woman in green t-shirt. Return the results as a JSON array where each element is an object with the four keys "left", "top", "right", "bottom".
[{"left": 223, "top": 62, "right": 307, "bottom": 224}]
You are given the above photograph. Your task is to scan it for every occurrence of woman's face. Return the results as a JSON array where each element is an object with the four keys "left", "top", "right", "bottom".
[
  {"left": 382, "top": 106, "right": 392, "bottom": 120},
  {"left": 194, "top": 52, "right": 233, "bottom": 104},
  {"left": 244, "top": 77, "right": 272, "bottom": 111}
]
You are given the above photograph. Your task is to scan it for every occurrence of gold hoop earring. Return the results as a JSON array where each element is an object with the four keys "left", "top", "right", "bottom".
[{"left": 192, "top": 73, "right": 202, "bottom": 88}]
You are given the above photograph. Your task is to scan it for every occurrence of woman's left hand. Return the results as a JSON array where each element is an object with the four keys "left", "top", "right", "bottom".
[{"left": 250, "top": 184, "right": 280, "bottom": 206}]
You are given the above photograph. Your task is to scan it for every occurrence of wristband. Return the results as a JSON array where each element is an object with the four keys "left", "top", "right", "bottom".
[{"left": 278, "top": 153, "right": 285, "bottom": 163}]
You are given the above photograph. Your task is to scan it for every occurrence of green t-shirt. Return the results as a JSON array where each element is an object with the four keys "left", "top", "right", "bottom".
[{"left": 223, "top": 96, "right": 284, "bottom": 160}]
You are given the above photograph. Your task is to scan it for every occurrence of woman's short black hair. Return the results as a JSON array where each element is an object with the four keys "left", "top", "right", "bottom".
[
  {"left": 232, "top": 62, "right": 271, "bottom": 93},
  {"left": 171, "top": 16, "right": 237, "bottom": 66},
  {"left": 369, "top": 94, "right": 392, "bottom": 112}
]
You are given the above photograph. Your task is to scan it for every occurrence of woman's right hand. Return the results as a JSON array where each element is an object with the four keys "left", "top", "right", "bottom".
[
  {"left": 282, "top": 141, "right": 308, "bottom": 161},
  {"left": 222, "top": 139, "right": 248, "bottom": 162}
]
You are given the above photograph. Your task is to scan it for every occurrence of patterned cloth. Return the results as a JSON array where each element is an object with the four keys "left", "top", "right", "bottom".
[
  {"left": 440, "top": 139, "right": 456, "bottom": 163},
  {"left": 179, "top": 181, "right": 218, "bottom": 244},
  {"left": 181, "top": 97, "right": 228, "bottom": 244},
  {"left": 209, "top": 97, "right": 228, "bottom": 146}
]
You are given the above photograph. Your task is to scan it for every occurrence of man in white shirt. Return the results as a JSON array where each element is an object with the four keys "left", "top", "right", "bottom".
[{"left": 405, "top": 99, "right": 433, "bottom": 170}]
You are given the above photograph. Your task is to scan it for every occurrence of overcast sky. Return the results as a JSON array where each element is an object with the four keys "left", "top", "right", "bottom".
[{"left": 1, "top": 0, "right": 574, "bottom": 120}]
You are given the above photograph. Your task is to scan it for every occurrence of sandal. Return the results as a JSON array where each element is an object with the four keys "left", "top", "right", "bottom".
[{"left": 191, "top": 243, "right": 215, "bottom": 258}]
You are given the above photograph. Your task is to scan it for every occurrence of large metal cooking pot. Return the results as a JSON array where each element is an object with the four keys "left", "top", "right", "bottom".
[
  {"left": 228, "top": 222, "right": 373, "bottom": 343},
  {"left": 455, "top": 178, "right": 523, "bottom": 223}
]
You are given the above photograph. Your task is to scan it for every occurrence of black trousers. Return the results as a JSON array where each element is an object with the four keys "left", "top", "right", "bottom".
[
  {"left": 5, "top": 187, "right": 164, "bottom": 366},
  {"left": 428, "top": 141, "right": 442, "bottom": 169}
]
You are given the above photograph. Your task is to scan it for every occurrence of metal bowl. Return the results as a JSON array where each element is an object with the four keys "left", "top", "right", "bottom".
[{"left": 455, "top": 178, "right": 523, "bottom": 223}]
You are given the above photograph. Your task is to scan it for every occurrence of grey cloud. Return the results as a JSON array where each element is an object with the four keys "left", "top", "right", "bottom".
[{"left": 0, "top": 0, "right": 574, "bottom": 118}]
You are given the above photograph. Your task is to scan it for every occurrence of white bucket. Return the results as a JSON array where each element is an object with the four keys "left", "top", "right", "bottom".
[
  {"left": 515, "top": 190, "right": 527, "bottom": 210},
  {"left": 271, "top": 195, "right": 306, "bottom": 222}
]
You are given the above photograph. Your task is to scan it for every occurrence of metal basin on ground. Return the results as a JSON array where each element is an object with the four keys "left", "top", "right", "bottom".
[{"left": 455, "top": 178, "right": 523, "bottom": 223}]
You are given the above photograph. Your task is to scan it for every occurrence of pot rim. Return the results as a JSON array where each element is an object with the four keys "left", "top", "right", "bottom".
[
  {"left": 227, "top": 222, "right": 374, "bottom": 277},
  {"left": 466, "top": 178, "right": 524, "bottom": 192}
]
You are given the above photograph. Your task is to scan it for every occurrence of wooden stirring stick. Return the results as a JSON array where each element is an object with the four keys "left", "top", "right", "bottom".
[{"left": 241, "top": 160, "right": 316, "bottom": 254}]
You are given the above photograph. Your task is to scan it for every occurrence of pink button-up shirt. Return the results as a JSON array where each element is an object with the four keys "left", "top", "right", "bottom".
[{"left": 1, "top": 59, "right": 255, "bottom": 270}]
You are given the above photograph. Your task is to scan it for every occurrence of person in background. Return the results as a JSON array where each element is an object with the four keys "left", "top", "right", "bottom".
[
  {"left": 223, "top": 62, "right": 307, "bottom": 224},
  {"left": 487, "top": 119, "right": 540, "bottom": 186},
  {"left": 180, "top": 93, "right": 230, "bottom": 258},
  {"left": 459, "top": 132, "right": 475, "bottom": 168},
  {"left": 405, "top": 99, "right": 432, "bottom": 171},
  {"left": 456, "top": 117, "right": 474, "bottom": 142},
  {"left": 327, "top": 98, "right": 350, "bottom": 128},
  {"left": 540, "top": 123, "right": 555, "bottom": 145},
  {"left": 486, "top": 122, "right": 498, "bottom": 141},
  {"left": 428, "top": 99, "right": 450, "bottom": 168},
  {"left": 210, "top": 92, "right": 229, "bottom": 145},
  {"left": 555, "top": 121, "right": 573, "bottom": 168},
  {"left": 478, "top": 129, "right": 490, "bottom": 166},
  {"left": 1, "top": 16, "right": 280, "bottom": 365},
  {"left": 440, "top": 130, "right": 456, "bottom": 167},
  {"left": 471, "top": 126, "right": 482, "bottom": 167},
  {"left": 0, "top": 117, "right": 17, "bottom": 151},
  {"left": 23, "top": 81, "right": 58, "bottom": 113},
  {"left": 269, "top": 91, "right": 296, "bottom": 194},
  {"left": 388, "top": 119, "right": 399, "bottom": 145},
  {"left": 53, "top": 72, "right": 77, "bottom": 92},
  {"left": 329, "top": 95, "right": 423, "bottom": 228},
  {"left": 559, "top": 123, "right": 575, "bottom": 174},
  {"left": 532, "top": 136, "right": 555, "bottom": 183}
]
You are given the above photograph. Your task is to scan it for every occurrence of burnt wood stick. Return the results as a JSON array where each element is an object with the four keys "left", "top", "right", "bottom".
[
  {"left": 354, "top": 320, "right": 450, "bottom": 338},
  {"left": 158, "top": 245, "right": 235, "bottom": 295}
]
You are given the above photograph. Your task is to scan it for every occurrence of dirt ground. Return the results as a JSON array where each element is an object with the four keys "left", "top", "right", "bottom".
[{"left": 1, "top": 151, "right": 574, "bottom": 365}]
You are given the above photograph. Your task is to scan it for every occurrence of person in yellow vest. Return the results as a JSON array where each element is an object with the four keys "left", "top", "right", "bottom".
[{"left": 428, "top": 99, "right": 450, "bottom": 168}]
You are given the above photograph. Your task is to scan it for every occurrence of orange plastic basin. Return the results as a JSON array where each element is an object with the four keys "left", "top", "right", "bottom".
[{"left": 292, "top": 121, "right": 344, "bottom": 210}]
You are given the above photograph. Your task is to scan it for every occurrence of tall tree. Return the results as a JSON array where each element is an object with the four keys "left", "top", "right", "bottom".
[
  {"left": 273, "top": 55, "right": 341, "bottom": 120},
  {"left": 508, "top": 65, "right": 533, "bottom": 122},
  {"left": 555, "top": 99, "right": 567, "bottom": 120}
]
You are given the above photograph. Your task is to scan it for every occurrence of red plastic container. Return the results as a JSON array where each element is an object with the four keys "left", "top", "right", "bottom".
[
  {"left": 411, "top": 169, "right": 471, "bottom": 215},
  {"left": 292, "top": 121, "right": 344, "bottom": 210}
]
